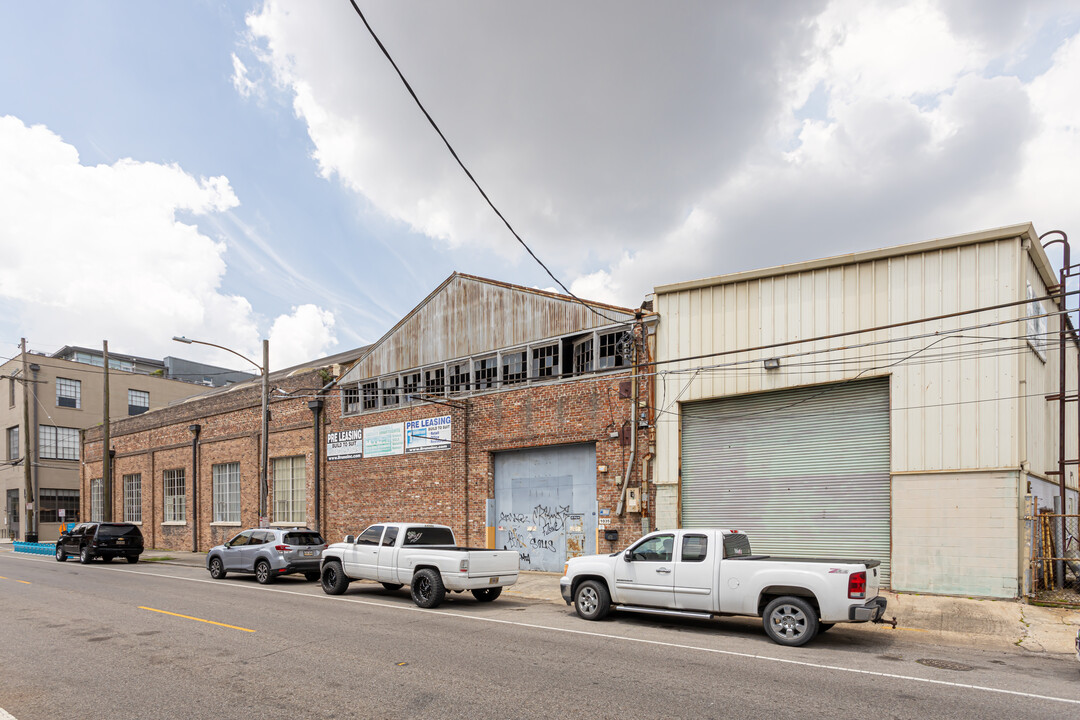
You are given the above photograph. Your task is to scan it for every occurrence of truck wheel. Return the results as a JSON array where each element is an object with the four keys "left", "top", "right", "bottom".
[
  {"left": 208, "top": 557, "right": 227, "bottom": 579},
  {"left": 255, "top": 560, "right": 275, "bottom": 585},
  {"left": 321, "top": 561, "right": 349, "bottom": 595},
  {"left": 471, "top": 587, "right": 502, "bottom": 602},
  {"left": 763, "top": 596, "right": 819, "bottom": 647},
  {"left": 80, "top": 546, "right": 93, "bottom": 564},
  {"left": 574, "top": 580, "right": 611, "bottom": 621},
  {"left": 381, "top": 582, "right": 404, "bottom": 591},
  {"left": 55, "top": 545, "right": 67, "bottom": 562},
  {"left": 411, "top": 568, "right": 446, "bottom": 608}
]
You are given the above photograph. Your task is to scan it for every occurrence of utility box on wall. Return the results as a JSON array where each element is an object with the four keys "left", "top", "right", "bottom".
[{"left": 626, "top": 487, "right": 640, "bottom": 513}]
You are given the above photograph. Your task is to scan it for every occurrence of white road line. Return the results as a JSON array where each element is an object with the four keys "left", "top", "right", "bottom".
[
  {"left": 4, "top": 552, "right": 1079, "bottom": 706},
  {"left": 0, "top": 707, "right": 17, "bottom": 720}
]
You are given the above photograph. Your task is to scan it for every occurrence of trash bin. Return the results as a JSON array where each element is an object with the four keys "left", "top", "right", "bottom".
[{"left": 25, "top": 532, "right": 38, "bottom": 543}]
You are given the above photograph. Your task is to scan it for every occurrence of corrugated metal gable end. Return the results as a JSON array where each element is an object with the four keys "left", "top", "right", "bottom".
[{"left": 340, "top": 274, "right": 639, "bottom": 382}]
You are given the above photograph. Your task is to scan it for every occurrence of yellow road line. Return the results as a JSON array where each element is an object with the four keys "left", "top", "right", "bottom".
[
  {"left": 138, "top": 606, "right": 255, "bottom": 633},
  {"left": 0, "top": 576, "right": 31, "bottom": 585}
]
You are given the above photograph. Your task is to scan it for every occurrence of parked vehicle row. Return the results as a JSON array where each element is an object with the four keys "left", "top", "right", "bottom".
[{"left": 54, "top": 519, "right": 892, "bottom": 648}]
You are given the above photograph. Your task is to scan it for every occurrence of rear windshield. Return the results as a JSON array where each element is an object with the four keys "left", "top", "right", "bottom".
[
  {"left": 402, "top": 527, "right": 455, "bottom": 546},
  {"left": 97, "top": 524, "right": 142, "bottom": 539},
  {"left": 723, "top": 533, "right": 752, "bottom": 558},
  {"left": 284, "top": 532, "right": 324, "bottom": 546}
]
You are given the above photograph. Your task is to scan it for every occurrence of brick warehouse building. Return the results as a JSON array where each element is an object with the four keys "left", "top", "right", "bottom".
[
  {"left": 82, "top": 274, "right": 656, "bottom": 562},
  {"left": 80, "top": 347, "right": 367, "bottom": 551},
  {"left": 326, "top": 274, "right": 656, "bottom": 571}
]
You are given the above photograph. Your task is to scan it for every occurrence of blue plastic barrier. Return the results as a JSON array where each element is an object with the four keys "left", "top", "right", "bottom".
[{"left": 13, "top": 541, "right": 57, "bottom": 556}]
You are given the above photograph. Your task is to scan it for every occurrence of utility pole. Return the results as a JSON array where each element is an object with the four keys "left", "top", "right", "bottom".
[
  {"left": 19, "top": 338, "right": 35, "bottom": 542},
  {"left": 102, "top": 340, "right": 111, "bottom": 522},
  {"left": 260, "top": 338, "right": 269, "bottom": 527}
]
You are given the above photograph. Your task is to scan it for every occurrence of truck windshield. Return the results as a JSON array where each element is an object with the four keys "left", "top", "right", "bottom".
[{"left": 402, "top": 527, "right": 455, "bottom": 546}]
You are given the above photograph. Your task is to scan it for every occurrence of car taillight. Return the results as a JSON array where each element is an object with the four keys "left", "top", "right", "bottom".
[
  {"left": 459, "top": 558, "right": 469, "bottom": 573},
  {"left": 275, "top": 545, "right": 291, "bottom": 552},
  {"left": 848, "top": 571, "right": 867, "bottom": 599}
]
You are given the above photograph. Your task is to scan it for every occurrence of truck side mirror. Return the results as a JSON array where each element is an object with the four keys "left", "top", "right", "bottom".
[
  {"left": 344, "top": 535, "right": 355, "bottom": 544},
  {"left": 623, "top": 549, "right": 634, "bottom": 562}
]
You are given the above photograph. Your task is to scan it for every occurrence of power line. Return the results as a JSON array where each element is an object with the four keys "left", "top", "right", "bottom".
[{"left": 345, "top": 1, "right": 624, "bottom": 325}]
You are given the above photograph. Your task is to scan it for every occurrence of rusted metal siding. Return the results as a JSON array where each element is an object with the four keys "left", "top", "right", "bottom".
[{"left": 341, "top": 275, "right": 637, "bottom": 383}]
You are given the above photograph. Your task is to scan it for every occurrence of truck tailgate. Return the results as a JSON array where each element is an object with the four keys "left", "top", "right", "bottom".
[{"left": 467, "top": 550, "right": 520, "bottom": 577}]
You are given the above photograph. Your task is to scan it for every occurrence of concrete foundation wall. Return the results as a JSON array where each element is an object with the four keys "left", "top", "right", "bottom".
[{"left": 891, "top": 471, "right": 1020, "bottom": 598}]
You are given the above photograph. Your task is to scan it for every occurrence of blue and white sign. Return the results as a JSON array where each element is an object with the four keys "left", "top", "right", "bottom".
[
  {"left": 405, "top": 415, "right": 452, "bottom": 453},
  {"left": 326, "top": 429, "right": 363, "bottom": 461},
  {"left": 364, "top": 423, "right": 404, "bottom": 458}
]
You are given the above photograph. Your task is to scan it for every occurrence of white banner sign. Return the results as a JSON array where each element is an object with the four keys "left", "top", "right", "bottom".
[
  {"left": 326, "top": 429, "right": 363, "bottom": 461},
  {"left": 364, "top": 423, "right": 404, "bottom": 458},
  {"left": 405, "top": 415, "right": 452, "bottom": 453}
]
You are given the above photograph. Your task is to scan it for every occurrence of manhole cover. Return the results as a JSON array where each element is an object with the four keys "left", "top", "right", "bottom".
[{"left": 916, "top": 658, "right": 973, "bottom": 671}]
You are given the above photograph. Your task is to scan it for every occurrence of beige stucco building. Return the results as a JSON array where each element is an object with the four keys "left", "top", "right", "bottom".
[
  {"left": 1, "top": 347, "right": 229, "bottom": 541},
  {"left": 651, "top": 223, "right": 1078, "bottom": 598}
]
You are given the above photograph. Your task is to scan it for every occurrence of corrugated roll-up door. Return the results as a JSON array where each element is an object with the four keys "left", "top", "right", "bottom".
[{"left": 681, "top": 377, "right": 891, "bottom": 585}]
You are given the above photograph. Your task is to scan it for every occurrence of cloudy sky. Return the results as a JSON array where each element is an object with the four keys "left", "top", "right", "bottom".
[{"left": 1, "top": 1, "right": 1078, "bottom": 371}]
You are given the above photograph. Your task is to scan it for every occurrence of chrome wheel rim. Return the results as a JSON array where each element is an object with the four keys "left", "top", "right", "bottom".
[
  {"left": 579, "top": 587, "right": 598, "bottom": 614},
  {"left": 415, "top": 576, "right": 430, "bottom": 602},
  {"left": 770, "top": 604, "right": 808, "bottom": 639},
  {"left": 256, "top": 563, "right": 269, "bottom": 582}
]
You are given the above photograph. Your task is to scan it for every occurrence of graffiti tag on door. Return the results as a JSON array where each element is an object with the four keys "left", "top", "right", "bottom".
[{"left": 499, "top": 503, "right": 572, "bottom": 569}]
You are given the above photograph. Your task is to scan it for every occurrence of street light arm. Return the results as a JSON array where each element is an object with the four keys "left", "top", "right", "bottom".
[{"left": 172, "top": 336, "right": 263, "bottom": 372}]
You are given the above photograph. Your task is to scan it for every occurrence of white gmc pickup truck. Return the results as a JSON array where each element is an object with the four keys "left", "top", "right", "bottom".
[
  {"left": 560, "top": 528, "right": 892, "bottom": 646},
  {"left": 320, "top": 523, "right": 519, "bottom": 608}
]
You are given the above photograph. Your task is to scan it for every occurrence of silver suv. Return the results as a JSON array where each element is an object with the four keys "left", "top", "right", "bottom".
[{"left": 206, "top": 528, "right": 326, "bottom": 584}]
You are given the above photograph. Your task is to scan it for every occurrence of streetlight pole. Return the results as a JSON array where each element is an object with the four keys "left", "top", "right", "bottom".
[{"left": 173, "top": 336, "right": 270, "bottom": 526}]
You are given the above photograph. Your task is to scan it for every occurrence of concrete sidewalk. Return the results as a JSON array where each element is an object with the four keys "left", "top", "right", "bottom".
[{"left": 132, "top": 548, "right": 1080, "bottom": 657}]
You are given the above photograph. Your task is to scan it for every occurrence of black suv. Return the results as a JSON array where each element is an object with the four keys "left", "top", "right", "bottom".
[{"left": 56, "top": 522, "right": 143, "bottom": 564}]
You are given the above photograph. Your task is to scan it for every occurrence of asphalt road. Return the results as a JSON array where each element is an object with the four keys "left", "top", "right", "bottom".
[{"left": 1, "top": 551, "right": 1078, "bottom": 719}]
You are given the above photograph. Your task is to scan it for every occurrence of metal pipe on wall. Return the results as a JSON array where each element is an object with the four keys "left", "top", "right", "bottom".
[
  {"left": 308, "top": 399, "right": 323, "bottom": 533},
  {"left": 189, "top": 424, "right": 200, "bottom": 553}
]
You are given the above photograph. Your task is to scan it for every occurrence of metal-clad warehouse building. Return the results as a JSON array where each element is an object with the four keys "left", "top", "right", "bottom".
[{"left": 651, "top": 224, "right": 1078, "bottom": 598}]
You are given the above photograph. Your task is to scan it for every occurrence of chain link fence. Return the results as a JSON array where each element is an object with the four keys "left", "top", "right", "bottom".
[{"left": 1026, "top": 506, "right": 1079, "bottom": 604}]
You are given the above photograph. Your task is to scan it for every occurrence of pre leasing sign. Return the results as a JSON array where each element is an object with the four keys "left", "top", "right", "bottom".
[
  {"left": 405, "top": 415, "right": 452, "bottom": 453},
  {"left": 326, "top": 429, "right": 363, "bottom": 461}
]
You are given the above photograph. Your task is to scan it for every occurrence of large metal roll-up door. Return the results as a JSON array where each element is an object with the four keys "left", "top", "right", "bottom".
[{"left": 681, "top": 377, "right": 891, "bottom": 585}]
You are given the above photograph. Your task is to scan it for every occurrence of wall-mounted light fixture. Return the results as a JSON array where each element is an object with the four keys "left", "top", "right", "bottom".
[
  {"left": 763, "top": 357, "right": 781, "bottom": 370},
  {"left": 597, "top": 464, "right": 608, "bottom": 473}
]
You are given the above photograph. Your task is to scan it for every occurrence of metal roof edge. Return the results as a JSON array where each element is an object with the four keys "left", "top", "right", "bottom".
[{"left": 654, "top": 223, "right": 1040, "bottom": 294}]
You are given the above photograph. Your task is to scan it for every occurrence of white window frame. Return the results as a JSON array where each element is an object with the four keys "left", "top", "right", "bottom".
[
  {"left": 212, "top": 462, "right": 241, "bottom": 523},
  {"left": 90, "top": 478, "right": 103, "bottom": 522},
  {"left": 6, "top": 426, "right": 18, "bottom": 461},
  {"left": 273, "top": 456, "right": 306, "bottom": 524},
  {"left": 128, "top": 389, "right": 150, "bottom": 415},
  {"left": 163, "top": 469, "right": 186, "bottom": 523},
  {"left": 123, "top": 473, "right": 142, "bottom": 523}
]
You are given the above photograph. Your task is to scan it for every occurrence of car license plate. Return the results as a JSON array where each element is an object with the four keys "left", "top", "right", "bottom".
[
  {"left": 116, "top": 539, "right": 125, "bottom": 545},
  {"left": 303, "top": 550, "right": 313, "bottom": 557},
  {"left": 489, "top": 577, "right": 498, "bottom": 585}
]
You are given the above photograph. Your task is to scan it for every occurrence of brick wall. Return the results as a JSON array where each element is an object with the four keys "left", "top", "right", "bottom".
[{"left": 324, "top": 369, "right": 653, "bottom": 552}]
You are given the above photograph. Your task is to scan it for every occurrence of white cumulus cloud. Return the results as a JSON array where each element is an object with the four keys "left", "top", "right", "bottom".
[{"left": 0, "top": 116, "right": 339, "bottom": 368}]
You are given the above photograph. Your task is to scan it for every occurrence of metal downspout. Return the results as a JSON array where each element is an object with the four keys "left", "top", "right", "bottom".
[
  {"left": 616, "top": 317, "right": 643, "bottom": 516},
  {"left": 308, "top": 398, "right": 324, "bottom": 533},
  {"left": 190, "top": 424, "right": 201, "bottom": 553}
]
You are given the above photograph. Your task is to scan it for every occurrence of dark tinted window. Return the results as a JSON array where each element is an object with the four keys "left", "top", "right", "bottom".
[
  {"left": 251, "top": 531, "right": 273, "bottom": 545},
  {"left": 381, "top": 526, "right": 398, "bottom": 547},
  {"left": 228, "top": 532, "right": 250, "bottom": 547},
  {"left": 723, "top": 533, "right": 752, "bottom": 558},
  {"left": 284, "top": 532, "right": 324, "bottom": 546},
  {"left": 97, "top": 524, "right": 142, "bottom": 539},
  {"left": 681, "top": 534, "right": 708, "bottom": 562},
  {"left": 402, "top": 526, "right": 455, "bottom": 546},
  {"left": 356, "top": 525, "right": 384, "bottom": 546}
]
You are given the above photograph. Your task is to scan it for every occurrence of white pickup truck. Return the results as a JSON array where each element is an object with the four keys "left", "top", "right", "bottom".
[
  {"left": 560, "top": 528, "right": 892, "bottom": 646},
  {"left": 320, "top": 523, "right": 519, "bottom": 608}
]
